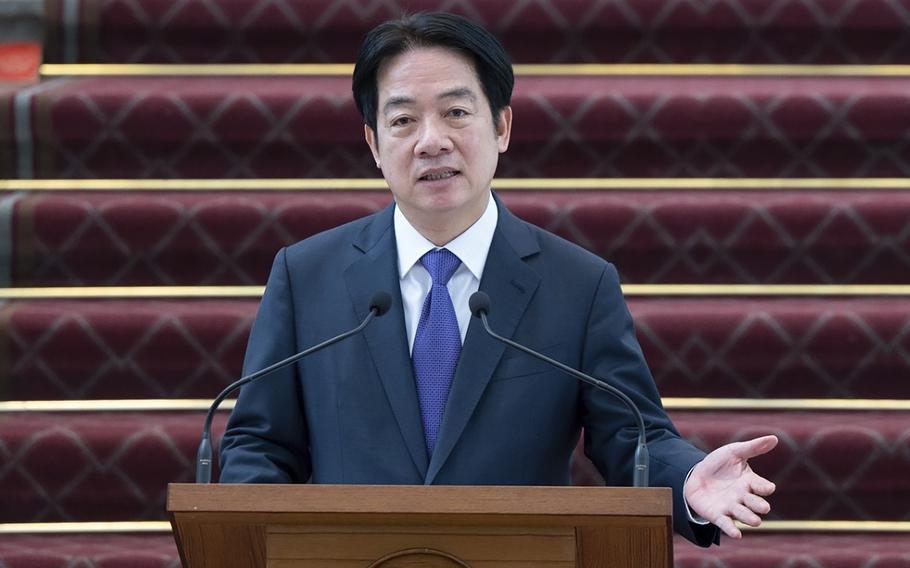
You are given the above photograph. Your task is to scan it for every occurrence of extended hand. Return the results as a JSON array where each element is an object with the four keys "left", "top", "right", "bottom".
[{"left": 684, "top": 435, "right": 778, "bottom": 539}]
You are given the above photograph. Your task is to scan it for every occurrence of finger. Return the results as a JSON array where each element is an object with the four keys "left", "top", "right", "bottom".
[
  {"left": 749, "top": 475, "right": 777, "bottom": 496},
  {"left": 743, "top": 492, "right": 771, "bottom": 515},
  {"left": 713, "top": 515, "right": 742, "bottom": 539},
  {"left": 731, "top": 503, "right": 762, "bottom": 527},
  {"left": 729, "top": 435, "right": 779, "bottom": 460}
]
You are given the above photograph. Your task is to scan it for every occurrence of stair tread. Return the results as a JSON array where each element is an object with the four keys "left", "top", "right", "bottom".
[
  {"left": 6, "top": 190, "right": 910, "bottom": 286},
  {"left": 42, "top": 0, "right": 910, "bottom": 65},
  {"left": 2, "top": 297, "right": 909, "bottom": 401},
  {"left": 1, "top": 410, "right": 907, "bottom": 523},
  {"left": 4, "top": 75, "right": 910, "bottom": 179},
  {"left": 1, "top": 533, "right": 908, "bottom": 567}
]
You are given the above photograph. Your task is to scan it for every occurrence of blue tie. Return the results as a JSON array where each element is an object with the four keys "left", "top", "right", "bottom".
[{"left": 412, "top": 248, "right": 462, "bottom": 456}]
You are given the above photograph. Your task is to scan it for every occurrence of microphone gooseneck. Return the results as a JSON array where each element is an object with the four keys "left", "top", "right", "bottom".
[
  {"left": 469, "top": 291, "right": 650, "bottom": 487},
  {"left": 195, "top": 291, "right": 392, "bottom": 483}
]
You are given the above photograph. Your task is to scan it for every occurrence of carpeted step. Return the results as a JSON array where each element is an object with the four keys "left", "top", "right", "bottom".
[
  {"left": 6, "top": 189, "right": 910, "bottom": 286},
  {"left": 42, "top": 0, "right": 910, "bottom": 65},
  {"left": 2, "top": 533, "right": 908, "bottom": 568},
  {"left": 0, "top": 300, "right": 252, "bottom": 400},
  {"left": 0, "top": 534, "right": 180, "bottom": 568},
  {"left": 4, "top": 75, "right": 910, "bottom": 179},
  {"left": 2, "top": 298, "right": 909, "bottom": 401},
  {"left": 674, "top": 533, "right": 910, "bottom": 567},
  {"left": 0, "top": 412, "right": 227, "bottom": 523},
  {"left": 0, "top": 533, "right": 908, "bottom": 568},
  {"left": 1, "top": 410, "right": 907, "bottom": 522},
  {"left": 675, "top": 411, "right": 910, "bottom": 523}
]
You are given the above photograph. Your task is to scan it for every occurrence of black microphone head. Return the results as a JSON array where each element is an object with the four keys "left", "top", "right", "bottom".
[
  {"left": 469, "top": 291, "right": 491, "bottom": 317},
  {"left": 369, "top": 291, "right": 392, "bottom": 316}
]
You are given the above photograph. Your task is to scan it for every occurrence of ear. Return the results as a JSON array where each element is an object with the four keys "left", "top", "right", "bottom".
[
  {"left": 495, "top": 106, "right": 513, "bottom": 153},
  {"left": 364, "top": 124, "right": 381, "bottom": 167}
]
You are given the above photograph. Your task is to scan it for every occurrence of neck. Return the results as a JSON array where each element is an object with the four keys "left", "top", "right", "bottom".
[
  {"left": 401, "top": 199, "right": 488, "bottom": 246},
  {"left": 414, "top": 221, "right": 470, "bottom": 246}
]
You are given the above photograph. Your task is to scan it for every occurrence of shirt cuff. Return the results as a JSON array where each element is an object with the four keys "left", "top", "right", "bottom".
[{"left": 684, "top": 465, "right": 711, "bottom": 525}]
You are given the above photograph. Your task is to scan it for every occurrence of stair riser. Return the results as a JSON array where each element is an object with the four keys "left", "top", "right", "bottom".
[
  {"left": 3, "top": 299, "right": 908, "bottom": 401},
  {"left": 43, "top": 0, "right": 910, "bottom": 64},
  {"left": 2, "top": 534, "right": 909, "bottom": 568},
  {"left": 0, "top": 412, "right": 906, "bottom": 522},
  {"left": 7, "top": 191, "right": 910, "bottom": 286},
  {"left": 5, "top": 77, "right": 910, "bottom": 179}
]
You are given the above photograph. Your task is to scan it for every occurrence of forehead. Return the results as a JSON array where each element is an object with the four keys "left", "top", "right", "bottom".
[{"left": 375, "top": 46, "right": 483, "bottom": 102}]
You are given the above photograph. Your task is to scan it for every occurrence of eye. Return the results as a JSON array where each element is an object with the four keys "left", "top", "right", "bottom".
[
  {"left": 447, "top": 108, "right": 470, "bottom": 119},
  {"left": 390, "top": 116, "right": 413, "bottom": 127}
]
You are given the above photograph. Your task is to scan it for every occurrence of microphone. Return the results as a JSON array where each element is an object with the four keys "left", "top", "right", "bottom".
[
  {"left": 469, "top": 291, "right": 650, "bottom": 487},
  {"left": 195, "top": 291, "right": 393, "bottom": 483}
]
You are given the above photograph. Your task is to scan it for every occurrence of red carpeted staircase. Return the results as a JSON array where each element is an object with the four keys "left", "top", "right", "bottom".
[
  {"left": 2, "top": 1, "right": 910, "bottom": 566},
  {"left": 5, "top": 75, "right": 910, "bottom": 179}
]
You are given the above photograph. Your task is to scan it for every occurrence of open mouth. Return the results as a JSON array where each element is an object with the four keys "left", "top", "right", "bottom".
[{"left": 419, "top": 170, "right": 460, "bottom": 182}]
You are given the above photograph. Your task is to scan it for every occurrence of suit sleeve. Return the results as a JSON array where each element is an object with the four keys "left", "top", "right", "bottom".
[
  {"left": 219, "top": 247, "right": 312, "bottom": 483},
  {"left": 580, "top": 263, "right": 720, "bottom": 547}
]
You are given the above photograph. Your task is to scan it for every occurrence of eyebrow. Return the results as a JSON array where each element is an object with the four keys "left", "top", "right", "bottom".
[{"left": 382, "top": 87, "right": 478, "bottom": 116}]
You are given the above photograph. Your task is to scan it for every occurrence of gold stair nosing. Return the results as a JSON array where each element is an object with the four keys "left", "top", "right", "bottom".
[
  {"left": 1, "top": 519, "right": 908, "bottom": 534},
  {"left": 38, "top": 63, "right": 910, "bottom": 77},
  {"left": 2, "top": 398, "right": 908, "bottom": 413},
  {"left": 3, "top": 285, "right": 910, "bottom": 300},
  {"left": 4, "top": 178, "right": 910, "bottom": 192}
]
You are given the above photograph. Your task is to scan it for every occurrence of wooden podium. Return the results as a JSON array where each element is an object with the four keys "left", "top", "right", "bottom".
[{"left": 168, "top": 484, "right": 672, "bottom": 567}]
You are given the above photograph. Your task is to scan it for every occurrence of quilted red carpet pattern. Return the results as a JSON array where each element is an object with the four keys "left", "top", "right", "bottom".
[
  {"left": 676, "top": 411, "right": 910, "bottom": 523},
  {"left": 0, "top": 535, "right": 180, "bottom": 568},
  {"left": 0, "top": 412, "right": 228, "bottom": 523},
  {"left": 8, "top": 190, "right": 910, "bottom": 286},
  {"left": 0, "top": 300, "right": 253, "bottom": 400},
  {"left": 2, "top": 534, "right": 908, "bottom": 568},
  {"left": 42, "top": 0, "right": 910, "bottom": 64},
  {"left": 6, "top": 1, "right": 910, "bottom": 564},
  {"left": 2, "top": 298, "right": 909, "bottom": 401},
  {"left": 5, "top": 76, "right": 910, "bottom": 179},
  {"left": 1, "top": 411, "right": 907, "bottom": 523},
  {"left": 673, "top": 534, "right": 910, "bottom": 567}
]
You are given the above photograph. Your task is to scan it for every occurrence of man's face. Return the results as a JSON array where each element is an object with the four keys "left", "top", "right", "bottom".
[{"left": 364, "top": 46, "right": 512, "bottom": 239}]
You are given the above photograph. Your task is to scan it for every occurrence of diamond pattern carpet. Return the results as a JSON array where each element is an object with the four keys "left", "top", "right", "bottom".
[
  {"left": 4, "top": 76, "right": 910, "bottom": 179},
  {"left": 2, "top": 411, "right": 907, "bottom": 523},
  {"left": 2, "top": 534, "right": 907, "bottom": 568},
  {"left": 5, "top": 1, "right": 909, "bottom": 565},
  {"left": 0, "top": 535, "right": 181, "bottom": 568},
  {"left": 0, "top": 412, "right": 228, "bottom": 523},
  {"left": 43, "top": 0, "right": 910, "bottom": 64},
  {"left": 673, "top": 534, "right": 910, "bottom": 567},
  {"left": 7, "top": 190, "right": 910, "bottom": 286},
  {"left": 2, "top": 298, "right": 909, "bottom": 401}
]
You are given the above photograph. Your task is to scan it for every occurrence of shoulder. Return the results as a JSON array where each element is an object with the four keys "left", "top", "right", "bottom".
[{"left": 501, "top": 206, "right": 616, "bottom": 283}]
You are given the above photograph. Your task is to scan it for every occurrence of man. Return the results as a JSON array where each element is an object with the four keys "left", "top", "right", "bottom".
[{"left": 219, "top": 12, "right": 777, "bottom": 547}]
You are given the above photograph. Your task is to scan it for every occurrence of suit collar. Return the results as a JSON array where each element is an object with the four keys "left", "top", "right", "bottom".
[
  {"left": 345, "top": 204, "right": 430, "bottom": 477},
  {"left": 346, "top": 198, "right": 543, "bottom": 484}
]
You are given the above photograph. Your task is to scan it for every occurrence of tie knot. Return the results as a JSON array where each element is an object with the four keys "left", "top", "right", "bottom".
[{"left": 421, "top": 248, "right": 461, "bottom": 286}]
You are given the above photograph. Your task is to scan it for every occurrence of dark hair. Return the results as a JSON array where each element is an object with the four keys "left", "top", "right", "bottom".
[{"left": 352, "top": 12, "right": 514, "bottom": 133}]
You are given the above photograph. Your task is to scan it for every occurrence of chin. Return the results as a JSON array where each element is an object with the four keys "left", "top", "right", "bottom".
[{"left": 416, "top": 187, "right": 468, "bottom": 209}]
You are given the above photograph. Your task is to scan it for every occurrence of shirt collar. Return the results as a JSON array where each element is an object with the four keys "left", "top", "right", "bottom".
[{"left": 394, "top": 192, "right": 498, "bottom": 281}]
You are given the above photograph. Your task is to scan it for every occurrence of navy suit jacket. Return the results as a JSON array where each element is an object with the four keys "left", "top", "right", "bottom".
[{"left": 220, "top": 198, "right": 718, "bottom": 546}]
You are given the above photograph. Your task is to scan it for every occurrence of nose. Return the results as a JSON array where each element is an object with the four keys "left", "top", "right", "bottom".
[{"left": 414, "top": 116, "right": 452, "bottom": 157}]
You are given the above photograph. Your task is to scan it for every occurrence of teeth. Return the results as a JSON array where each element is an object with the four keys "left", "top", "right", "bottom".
[{"left": 422, "top": 171, "right": 457, "bottom": 181}]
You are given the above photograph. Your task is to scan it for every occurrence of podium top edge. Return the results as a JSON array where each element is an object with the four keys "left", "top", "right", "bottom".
[{"left": 167, "top": 484, "right": 671, "bottom": 518}]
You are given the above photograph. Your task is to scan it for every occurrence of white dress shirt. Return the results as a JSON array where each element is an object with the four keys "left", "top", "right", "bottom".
[{"left": 394, "top": 192, "right": 498, "bottom": 352}]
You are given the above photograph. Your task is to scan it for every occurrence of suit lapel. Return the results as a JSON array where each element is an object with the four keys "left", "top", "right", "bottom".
[
  {"left": 344, "top": 205, "right": 429, "bottom": 478},
  {"left": 425, "top": 202, "right": 542, "bottom": 483}
]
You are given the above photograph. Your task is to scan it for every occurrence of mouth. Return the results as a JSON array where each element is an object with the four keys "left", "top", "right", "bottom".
[{"left": 418, "top": 169, "right": 460, "bottom": 182}]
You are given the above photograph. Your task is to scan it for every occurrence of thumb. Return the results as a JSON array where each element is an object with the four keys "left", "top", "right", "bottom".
[{"left": 728, "top": 435, "right": 779, "bottom": 460}]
